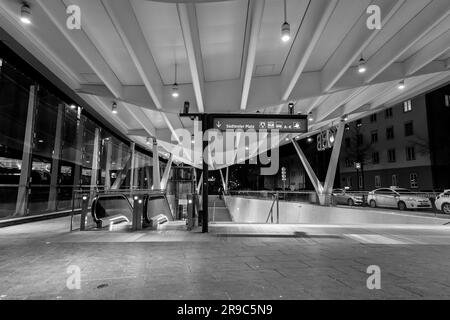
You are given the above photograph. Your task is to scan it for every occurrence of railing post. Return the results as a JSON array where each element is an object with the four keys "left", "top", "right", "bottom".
[{"left": 277, "top": 192, "right": 280, "bottom": 224}]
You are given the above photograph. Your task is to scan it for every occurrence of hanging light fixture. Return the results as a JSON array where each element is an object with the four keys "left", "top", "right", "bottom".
[
  {"left": 281, "top": 0, "right": 290, "bottom": 42},
  {"left": 308, "top": 112, "right": 313, "bottom": 122},
  {"left": 146, "top": 137, "right": 151, "bottom": 145},
  {"left": 20, "top": 3, "right": 32, "bottom": 24},
  {"left": 358, "top": 55, "right": 367, "bottom": 74},
  {"left": 288, "top": 101, "right": 294, "bottom": 115},
  {"left": 111, "top": 102, "right": 118, "bottom": 114},
  {"left": 172, "top": 63, "right": 179, "bottom": 98},
  {"left": 398, "top": 79, "right": 406, "bottom": 90}
]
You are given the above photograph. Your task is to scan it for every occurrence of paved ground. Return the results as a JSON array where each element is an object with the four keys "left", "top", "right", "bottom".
[{"left": 1, "top": 217, "right": 450, "bottom": 300}]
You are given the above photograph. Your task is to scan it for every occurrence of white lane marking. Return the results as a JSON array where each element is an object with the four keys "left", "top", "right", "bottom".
[{"left": 345, "top": 234, "right": 408, "bottom": 245}]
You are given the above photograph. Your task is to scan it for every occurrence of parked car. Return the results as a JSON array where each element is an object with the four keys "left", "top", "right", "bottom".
[
  {"left": 332, "top": 189, "right": 364, "bottom": 206},
  {"left": 434, "top": 190, "right": 450, "bottom": 214},
  {"left": 367, "top": 187, "right": 432, "bottom": 210}
]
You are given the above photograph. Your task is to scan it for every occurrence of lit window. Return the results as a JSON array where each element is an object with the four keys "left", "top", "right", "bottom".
[
  {"left": 359, "top": 175, "right": 363, "bottom": 189},
  {"left": 410, "top": 173, "right": 418, "bottom": 189},
  {"left": 403, "top": 100, "right": 412, "bottom": 113},
  {"left": 445, "top": 95, "right": 450, "bottom": 107}
]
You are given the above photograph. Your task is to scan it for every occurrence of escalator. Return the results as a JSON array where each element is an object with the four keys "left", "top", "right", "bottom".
[{"left": 91, "top": 192, "right": 174, "bottom": 230}]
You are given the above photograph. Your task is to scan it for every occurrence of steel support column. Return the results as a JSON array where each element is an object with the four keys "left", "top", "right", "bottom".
[
  {"left": 202, "top": 115, "right": 209, "bottom": 233},
  {"left": 48, "top": 103, "right": 64, "bottom": 211},
  {"left": 291, "top": 138, "right": 324, "bottom": 198},
  {"left": 89, "top": 127, "right": 101, "bottom": 198},
  {"left": 129, "top": 142, "right": 136, "bottom": 192},
  {"left": 160, "top": 154, "right": 173, "bottom": 190},
  {"left": 72, "top": 107, "right": 84, "bottom": 200},
  {"left": 152, "top": 139, "right": 161, "bottom": 190},
  {"left": 104, "top": 139, "right": 112, "bottom": 190},
  {"left": 323, "top": 122, "right": 345, "bottom": 195},
  {"left": 14, "top": 85, "right": 38, "bottom": 217}
]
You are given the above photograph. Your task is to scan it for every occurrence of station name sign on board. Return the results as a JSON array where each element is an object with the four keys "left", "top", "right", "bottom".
[{"left": 211, "top": 114, "right": 308, "bottom": 133}]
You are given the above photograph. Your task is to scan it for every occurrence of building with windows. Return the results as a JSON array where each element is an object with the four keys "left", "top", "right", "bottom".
[{"left": 339, "top": 83, "right": 450, "bottom": 192}]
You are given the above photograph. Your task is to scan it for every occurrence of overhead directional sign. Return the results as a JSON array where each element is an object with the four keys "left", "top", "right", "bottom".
[{"left": 211, "top": 114, "right": 308, "bottom": 133}]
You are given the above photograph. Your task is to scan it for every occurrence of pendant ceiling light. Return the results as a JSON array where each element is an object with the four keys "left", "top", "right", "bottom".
[
  {"left": 111, "top": 102, "right": 118, "bottom": 114},
  {"left": 172, "top": 63, "right": 179, "bottom": 98},
  {"left": 20, "top": 3, "right": 32, "bottom": 24},
  {"left": 281, "top": 0, "right": 290, "bottom": 42},
  {"left": 358, "top": 55, "right": 367, "bottom": 73},
  {"left": 398, "top": 79, "right": 406, "bottom": 90}
]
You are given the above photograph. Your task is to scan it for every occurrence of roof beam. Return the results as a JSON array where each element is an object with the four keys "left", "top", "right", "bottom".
[
  {"left": 364, "top": 0, "right": 450, "bottom": 83},
  {"left": 36, "top": 0, "right": 122, "bottom": 98},
  {"left": 102, "top": 0, "right": 181, "bottom": 143},
  {"left": 79, "top": 61, "right": 448, "bottom": 116},
  {"left": 36, "top": 0, "right": 157, "bottom": 139},
  {"left": 177, "top": 3, "right": 205, "bottom": 113},
  {"left": 240, "top": 0, "right": 265, "bottom": 111},
  {"left": 281, "top": 0, "right": 338, "bottom": 101},
  {"left": 405, "top": 30, "right": 450, "bottom": 76},
  {"left": 321, "top": 0, "right": 404, "bottom": 93},
  {"left": 316, "top": 86, "right": 369, "bottom": 122}
]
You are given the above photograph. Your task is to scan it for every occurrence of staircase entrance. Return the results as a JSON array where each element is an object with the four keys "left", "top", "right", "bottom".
[{"left": 208, "top": 195, "right": 232, "bottom": 222}]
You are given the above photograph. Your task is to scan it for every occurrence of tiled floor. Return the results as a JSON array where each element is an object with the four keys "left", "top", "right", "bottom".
[{"left": 1, "top": 218, "right": 450, "bottom": 299}]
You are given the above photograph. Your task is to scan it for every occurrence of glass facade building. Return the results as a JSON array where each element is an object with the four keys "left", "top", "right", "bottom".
[{"left": 0, "top": 50, "right": 156, "bottom": 220}]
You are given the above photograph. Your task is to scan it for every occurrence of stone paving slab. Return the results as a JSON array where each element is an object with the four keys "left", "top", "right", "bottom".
[{"left": 1, "top": 218, "right": 450, "bottom": 299}]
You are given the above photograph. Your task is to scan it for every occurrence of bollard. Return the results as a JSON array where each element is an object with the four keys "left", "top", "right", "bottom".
[
  {"left": 132, "top": 196, "right": 143, "bottom": 231},
  {"left": 80, "top": 194, "right": 89, "bottom": 231}
]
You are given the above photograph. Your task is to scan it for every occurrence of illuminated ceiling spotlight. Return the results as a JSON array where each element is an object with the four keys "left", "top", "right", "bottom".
[
  {"left": 358, "top": 56, "right": 367, "bottom": 74},
  {"left": 111, "top": 102, "right": 118, "bottom": 114},
  {"left": 308, "top": 112, "right": 313, "bottom": 122},
  {"left": 20, "top": 3, "right": 32, "bottom": 24},
  {"left": 307, "top": 137, "right": 313, "bottom": 143},
  {"left": 342, "top": 114, "right": 349, "bottom": 121},
  {"left": 281, "top": 0, "right": 290, "bottom": 42},
  {"left": 397, "top": 79, "right": 406, "bottom": 90},
  {"left": 172, "top": 83, "right": 179, "bottom": 98},
  {"left": 288, "top": 101, "right": 294, "bottom": 115},
  {"left": 172, "top": 63, "right": 179, "bottom": 98},
  {"left": 329, "top": 134, "right": 335, "bottom": 144},
  {"left": 69, "top": 104, "right": 77, "bottom": 109}
]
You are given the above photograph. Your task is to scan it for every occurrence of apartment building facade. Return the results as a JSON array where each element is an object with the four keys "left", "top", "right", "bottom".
[{"left": 339, "top": 83, "right": 450, "bottom": 192}]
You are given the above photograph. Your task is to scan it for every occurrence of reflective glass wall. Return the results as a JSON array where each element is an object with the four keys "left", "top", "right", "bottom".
[{"left": 0, "top": 54, "right": 154, "bottom": 220}]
